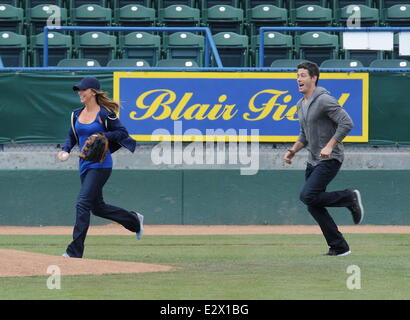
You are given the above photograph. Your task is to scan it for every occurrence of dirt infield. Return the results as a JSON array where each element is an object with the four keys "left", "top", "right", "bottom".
[
  {"left": 0, "top": 224, "right": 409, "bottom": 235},
  {"left": 0, "top": 224, "right": 408, "bottom": 278}
]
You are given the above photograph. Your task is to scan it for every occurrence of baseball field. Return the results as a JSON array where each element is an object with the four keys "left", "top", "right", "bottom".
[{"left": 0, "top": 224, "right": 409, "bottom": 300}]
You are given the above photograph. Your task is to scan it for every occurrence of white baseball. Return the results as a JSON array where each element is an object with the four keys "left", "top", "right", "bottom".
[{"left": 58, "top": 151, "right": 69, "bottom": 161}]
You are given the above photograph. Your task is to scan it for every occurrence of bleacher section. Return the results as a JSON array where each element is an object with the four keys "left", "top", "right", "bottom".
[{"left": 0, "top": 0, "right": 410, "bottom": 67}]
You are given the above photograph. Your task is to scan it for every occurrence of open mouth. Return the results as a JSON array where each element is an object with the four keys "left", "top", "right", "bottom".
[{"left": 298, "top": 83, "right": 305, "bottom": 90}]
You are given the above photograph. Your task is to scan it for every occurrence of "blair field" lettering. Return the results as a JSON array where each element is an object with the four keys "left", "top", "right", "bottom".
[{"left": 129, "top": 89, "right": 349, "bottom": 122}]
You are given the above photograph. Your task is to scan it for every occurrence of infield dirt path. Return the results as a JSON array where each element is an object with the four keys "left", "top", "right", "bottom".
[{"left": 0, "top": 224, "right": 408, "bottom": 278}]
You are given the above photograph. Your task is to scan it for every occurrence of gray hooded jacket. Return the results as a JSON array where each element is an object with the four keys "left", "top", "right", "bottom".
[{"left": 297, "top": 86, "right": 354, "bottom": 166}]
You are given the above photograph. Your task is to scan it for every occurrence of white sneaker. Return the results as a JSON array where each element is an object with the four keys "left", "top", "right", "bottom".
[{"left": 62, "top": 253, "right": 70, "bottom": 257}]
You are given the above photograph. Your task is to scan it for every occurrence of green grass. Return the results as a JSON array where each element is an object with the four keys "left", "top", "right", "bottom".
[{"left": 0, "top": 234, "right": 409, "bottom": 300}]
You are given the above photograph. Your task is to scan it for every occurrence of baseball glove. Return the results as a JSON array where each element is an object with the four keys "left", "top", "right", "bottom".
[{"left": 79, "top": 133, "right": 109, "bottom": 163}]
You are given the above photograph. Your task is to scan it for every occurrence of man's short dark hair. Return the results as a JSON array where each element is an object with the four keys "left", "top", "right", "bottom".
[{"left": 297, "top": 61, "right": 319, "bottom": 86}]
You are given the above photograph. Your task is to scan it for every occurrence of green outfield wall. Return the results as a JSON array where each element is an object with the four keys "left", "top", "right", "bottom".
[
  {"left": 1, "top": 71, "right": 410, "bottom": 144},
  {"left": 0, "top": 169, "right": 408, "bottom": 226}
]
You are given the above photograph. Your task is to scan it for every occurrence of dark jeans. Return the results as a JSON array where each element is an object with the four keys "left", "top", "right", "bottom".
[
  {"left": 66, "top": 168, "right": 140, "bottom": 258},
  {"left": 300, "top": 160, "right": 354, "bottom": 251}
]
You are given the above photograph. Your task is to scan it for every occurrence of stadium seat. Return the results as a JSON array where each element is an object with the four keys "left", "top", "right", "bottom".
[
  {"left": 336, "top": 4, "right": 379, "bottom": 27},
  {"left": 201, "top": 0, "right": 240, "bottom": 9},
  {"left": 71, "top": 4, "right": 112, "bottom": 32},
  {"left": 164, "top": 32, "right": 205, "bottom": 66},
  {"left": 112, "top": 1, "right": 152, "bottom": 9},
  {"left": 251, "top": 31, "right": 293, "bottom": 67},
  {"left": 25, "top": 1, "right": 64, "bottom": 9},
  {"left": 383, "top": 4, "right": 410, "bottom": 27},
  {"left": 296, "top": 31, "right": 339, "bottom": 66},
  {"left": 56, "top": 58, "right": 101, "bottom": 67},
  {"left": 270, "top": 59, "right": 308, "bottom": 68},
  {"left": 0, "top": 1, "right": 19, "bottom": 7},
  {"left": 76, "top": 31, "right": 117, "bottom": 66},
  {"left": 212, "top": 32, "right": 249, "bottom": 67},
  {"left": 26, "top": 4, "right": 68, "bottom": 35},
  {"left": 289, "top": 0, "right": 329, "bottom": 9},
  {"left": 379, "top": 1, "right": 409, "bottom": 9},
  {"left": 159, "top": 4, "right": 201, "bottom": 28},
  {"left": 107, "top": 58, "right": 150, "bottom": 67},
  {"left": 291, "top": 4, "right": 333, "bottom": 27},
  {"left": 69, "top": 0, "right": 107, "bottom": 8},
  {"left": 369, "top": 59, "right": 410, "bottom": 68},
  {"left": 120, "top": 31, "right": 161, "bottom": 66},
  {"left": 0, "top": 4, "right": 24, "bottom": 34},
  {"left": 344, "top": 49, "right": 383, "bottom": 67},
  {"left": 320, "top": 58, "right": 364, "bottom": 68},
  {"left": 0, "top": 31, "right": 27, "bottom": 67},
  {"left": 391, "top": 33, "right": 410, "bottom": 62},
  {"left": 156, "top": 58, "right": 199, "bottom": 67},
  {"left": 246, "top": 5, "right": 288, "bottom": 37},
  {"left": 333, "top": 1, "right": 373, "bottom": 9},
  {"left": 204, "top": 5, "right": 244, "bottom": 34},
  {"left": 244, "top": 1, "right": 284, "bottom": 10},
  {"left": 30, "top": 31, "right": 72, "bottom": 67},
  {"left": 159, "top": 0, "right": 196, "bottom": 9},
  {"left": 114, "top": 4, "right": 156, "bottom": 30}
]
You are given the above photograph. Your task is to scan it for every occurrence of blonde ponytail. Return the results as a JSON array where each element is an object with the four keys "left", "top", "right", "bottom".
[{"left": 93, "top": 90, "right": 120, "bottom": 114}]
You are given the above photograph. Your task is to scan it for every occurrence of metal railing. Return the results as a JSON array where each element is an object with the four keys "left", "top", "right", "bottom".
[
  {"left": 43, "top": 25, "right": 223, "bottom": 68},
  {"left": 259, "top": 26, "right": 410, "bottom": 72}
]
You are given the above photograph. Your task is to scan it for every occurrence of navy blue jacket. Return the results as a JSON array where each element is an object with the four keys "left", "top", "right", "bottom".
[{"left": 62, "top": 106, "right": 136, "bottom": 154}]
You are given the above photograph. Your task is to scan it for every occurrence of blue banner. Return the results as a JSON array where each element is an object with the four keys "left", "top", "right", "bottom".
[{"left": 114, "top": 72, "right": 368, "bottom": 142}]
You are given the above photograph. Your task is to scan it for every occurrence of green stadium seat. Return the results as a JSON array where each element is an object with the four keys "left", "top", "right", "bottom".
[
  {"left": 107, "top": 58, "right": 150, "bottom": 67},
  {"left": 212, "top": 32, "right": 249, "bottom": 67},
  {"left": 0, "top": 4, "right": 24, "bottom": 34},
  {"left": 120, "top": 31, "right": 161, "bottom": 66},
  {"left": 291, "top": 4, "right": 333, "bottom": 27},
  {"left": 290, "top": 1, "right": 330, "bottom": 9},
  {"left": 204, "top": 5, "right": 244, "bottom": 34},
  {"left": 26, "top": 4, "right": 68, "bottom": 35},
  {"left": 320, "top": 58, "right": 364, "bottom": 68},
  {"left": 201, "top": 0, "right": 240, "bottom": 9},
  {"left": 333, "top": 1, "right": 373, "bottom": 9},
  {"left": 369, "top": 59, "right": 410, "bottom": 68},
  {"left": 0, "top": 31, "right": 27, "bottom": 67},
  {"left": 76, "top": 31, "right": 117, "bottom": 66},
  {"left": 391, "top": 33, "right": 410, "bottom": 62},
  {"left": 164, "top": 31, "right": 205, "bottom": 66},
  {"left": 0, "top": 1, "right": 19, "bottom": 7},
  {"left": 25, "top": 1, "right": 64, "bottom": 9},
  {"left": 56, "top": 58, "right": 101, "bottom": 67},
  {"left": 251, "top": 31, "right": 293, "bottom": 67},
  {"left": 112, "top": 1, "right": 152, "bottom": 10},
  {"left": 270, "top": 58, "right": 308, "bottom": 68},
  {"left": 114, "top": 4, "right": 156, "bottom": 30},
  {"left": 246, "top": 5, "right": 288, "bottom": 37},
  {"left": 159, "top": 4, "right": 201, "bottom": 28},
  {"left": 336, "top": 4, "right": 379, "bottom": 27},
  {"left": 156, "top": 58, "right": 199, "bottom": 67},
  {"left": 379, "top": 1, "right": 409, "bottom": 9},
  {"left": 296, "top": 31, "right": 339, "bottom": 66},
  {"left": 383, "top": 4, "right": 410, "bottom": 26},
  {"left": 344, "top": 49, "right": 383, "bottom": 67},
  {"left": 71, "top": 4, "right": 112, "bottom": 32},
  {"left": 244, "top": 1, "right": 284, "bottom": 10},
  {"left": 30, "top": 31, "right": 72, "bottom": 67},
  {"left": 159, "top": 0, "right": 196, "bottom": 9},
  {"left": 69, "top": 0, "right": 108, "bottom": 8}
]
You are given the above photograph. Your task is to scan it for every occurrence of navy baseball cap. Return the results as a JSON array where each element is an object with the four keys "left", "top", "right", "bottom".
[{"left": 73, "top": 77, "right": 101, "bottom": 91}]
